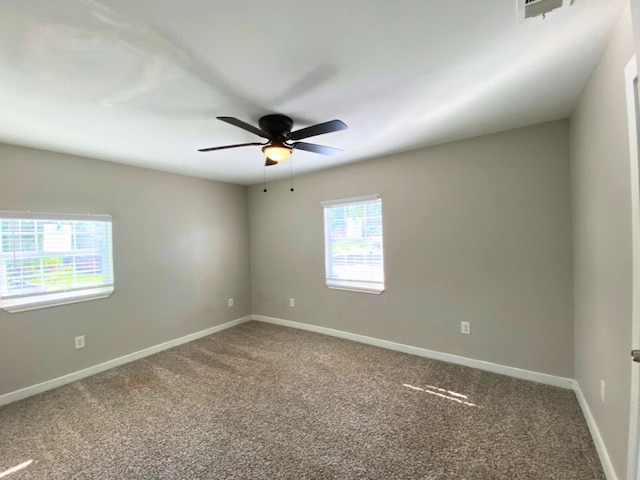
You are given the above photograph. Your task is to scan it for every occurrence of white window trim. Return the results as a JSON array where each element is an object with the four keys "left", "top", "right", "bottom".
[
  {"left": 326, "top": 279, "right": 385, "bottom": 295},
  {"left": 0, "top": 210, "right": 114, "bottom": 313},
  {"left": 320, "top": 194, "right": 381, "bottom": 208},
  {"left": 1, "top": 285, "right": 114, "bottom": 313},
  {"left": 0, "top": 210, "right": 112, "bottom": 222},
  {"left": 322, "top": 194, "right": 385, "bottom": 295}
]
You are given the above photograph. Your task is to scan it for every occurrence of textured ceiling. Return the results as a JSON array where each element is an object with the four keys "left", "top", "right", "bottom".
[{"left": 0, "top": 0, "right": 627, "bottom": 185}]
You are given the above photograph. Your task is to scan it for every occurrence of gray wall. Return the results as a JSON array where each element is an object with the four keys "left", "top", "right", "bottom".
[
  {"left": 570, "top": 7, "right": 635, "bottom": 479},
  {"left": 0, "top": 144, "right": 251, "bottom": 397},
  {"left": 632, "top": 0, "right": 640, "bottom": 75},
  {"left": 249, "top": 120, "right": 574, "bottom": 378}
]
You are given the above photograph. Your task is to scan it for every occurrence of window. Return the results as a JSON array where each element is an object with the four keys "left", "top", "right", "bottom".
[
  {"left": 322, "top": 194, "right": 385, "bottom": 294},
  {"left": 0, "top": 211, "right": 114, "bottom": 313}
]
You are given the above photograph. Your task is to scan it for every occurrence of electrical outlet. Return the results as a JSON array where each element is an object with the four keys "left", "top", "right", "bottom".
[
  {"left": 600, "top": 380, "right": 606, "bottom": 404},
  {"left": 228, "top": 298, "right": 234, "bottom": 307},
  {"left": 461, "top": 322, "right": 471, "bottom": 335},
  {"left": 74, "top": 335, "right": 85, "bottom": 349},
  {"left": 290, "top": 298, "right": 295, "bottom": 307}
]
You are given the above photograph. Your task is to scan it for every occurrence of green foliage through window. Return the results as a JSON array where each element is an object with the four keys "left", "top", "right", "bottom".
[{"left": 0, "top": 216, "right": 113, "bottom": 300}]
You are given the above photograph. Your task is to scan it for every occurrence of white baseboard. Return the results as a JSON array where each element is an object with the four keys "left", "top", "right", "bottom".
[
  {"left": 252, "top": 315, "right": 575, "bottom": 389},
  {"left": 573, "top": 382, "right": 618, "bottom": 480},
  {"left": 0, "top": 315, "right": 252, "bottom": 407},
  {"left": 1, "top": 313, "right": 616, "bottom": 479},
  {"left": 252, "top": 316, "right": 617, "bottom": 476}
]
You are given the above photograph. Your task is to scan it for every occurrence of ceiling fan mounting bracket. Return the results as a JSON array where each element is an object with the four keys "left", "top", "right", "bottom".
[{"left": 259, "top": 114, "right": 293, "bottom": 139}]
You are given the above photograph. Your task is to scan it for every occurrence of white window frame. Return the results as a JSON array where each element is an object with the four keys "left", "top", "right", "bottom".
[
  {"left": 0, "top": 211, "right": 115, "bottom": 313},
  {"left": 322, "top": 194, "right": 385, "bottom": 294}
]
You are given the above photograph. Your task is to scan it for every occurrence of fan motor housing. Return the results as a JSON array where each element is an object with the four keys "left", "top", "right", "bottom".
[{"left": 259, "top": 114, "right": 293, "bottom": 139}]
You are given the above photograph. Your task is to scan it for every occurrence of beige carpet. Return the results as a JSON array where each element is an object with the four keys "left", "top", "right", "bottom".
[{"left": 0, "top": 321, "right": 603, "bottom": 479}]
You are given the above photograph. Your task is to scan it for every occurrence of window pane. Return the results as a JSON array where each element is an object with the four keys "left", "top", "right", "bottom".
[
  {"left": 323, "top": 196, "right": 385, "bottom": 293},
  {"left": 6, "top": 259, "right": 44, "bottom": 294},
  {"left": 0, "top": 214, "right": 114, "bottom": 306},
  {"left": 75, "top": 255, "right": 104, "bottom": 284}
]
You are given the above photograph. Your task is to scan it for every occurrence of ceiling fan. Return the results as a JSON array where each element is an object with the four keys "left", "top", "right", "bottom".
[{"left": 198, "top": 114, "right": 348, "bottom": 166}]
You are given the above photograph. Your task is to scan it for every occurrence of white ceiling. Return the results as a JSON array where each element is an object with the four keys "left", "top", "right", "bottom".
[{"left": 0, "top": 0, "right": 627, "bottom": 185}]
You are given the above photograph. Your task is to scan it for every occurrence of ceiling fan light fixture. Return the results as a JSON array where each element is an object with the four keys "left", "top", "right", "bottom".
[
  {"left": 199, "top": 115, "right": 347, "bottom": 165},
  {"left": 262, "top": 144, "right": 292, "bottom": 162}
]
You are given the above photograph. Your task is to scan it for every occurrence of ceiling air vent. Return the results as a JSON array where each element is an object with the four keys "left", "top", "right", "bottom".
[{"left": 517, "top": 0, "right": 567, "bottom": 23}]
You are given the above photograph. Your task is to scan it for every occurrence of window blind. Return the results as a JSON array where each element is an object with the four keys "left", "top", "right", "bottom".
[
  {"left": 321, "top": 195, "right": 385, "bottom": 294},
  {"left": 0, "top": 211, "right": 114, "bottom": 312}
]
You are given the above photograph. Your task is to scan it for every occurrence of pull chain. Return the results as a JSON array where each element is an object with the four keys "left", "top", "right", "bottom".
[
  {"left": 263, "top": 164, "right": 267, "bottom": 192},
  {"left": 290, "top": 156, "right": 294, "bottom": 192}
]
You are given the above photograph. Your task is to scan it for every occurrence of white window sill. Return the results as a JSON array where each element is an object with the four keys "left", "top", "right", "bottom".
[
  {"left": 0, "top": 286, "right": 114, "bottom": 313},
  {"left": 326, "top": 281, "right": 385, "bottom": 294}
]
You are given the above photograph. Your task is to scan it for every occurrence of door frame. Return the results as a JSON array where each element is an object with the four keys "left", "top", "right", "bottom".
[{"left": 625, "top": 54, "right": 640, "bottom": 480}]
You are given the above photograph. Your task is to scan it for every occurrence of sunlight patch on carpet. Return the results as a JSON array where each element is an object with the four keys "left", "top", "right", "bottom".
[
  {"left": 403, "top": 383, "right": 478, "bottom": 407},
  {"left": 0, "top": 459, "right": 33, "bottom": 478}
]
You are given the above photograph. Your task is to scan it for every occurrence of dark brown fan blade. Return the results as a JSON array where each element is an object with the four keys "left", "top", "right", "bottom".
[
  {"left": 292, "top": 142, "right": 343, "bottom": 156},
  {"left": 217, "top": 117, "right": 271, "bottom": 139},
  {"left": 265, "top": 158, "right": 278, "bottom": 166},
  {"left": 198, "top": 142, "right": 264, "bottom": 152},
  {"left": 289, "top": 119, "right": 347, "bottom": 141}
]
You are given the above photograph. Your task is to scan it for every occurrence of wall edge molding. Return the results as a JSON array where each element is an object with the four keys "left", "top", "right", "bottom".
[
  {"left": 573, "top": 381, "right": 618, "bottom": 480},
  {"left": 0, "top": 315, "right": 252, "bottom": 407},
  {"left": 252, "top": 315, "right": 575, "bottom": 389}
]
